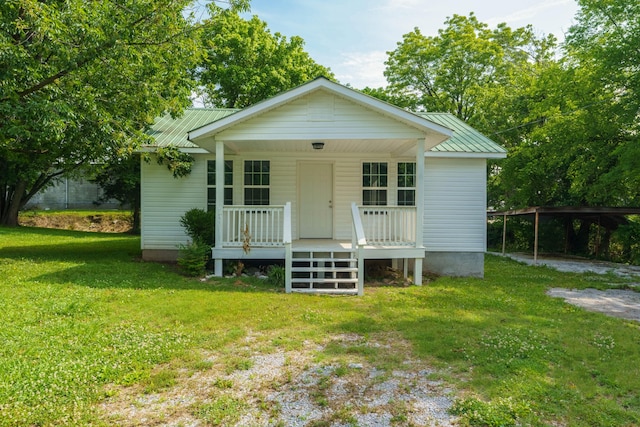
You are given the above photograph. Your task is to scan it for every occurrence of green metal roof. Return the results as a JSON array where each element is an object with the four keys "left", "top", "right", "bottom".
[
  {"left": 146, "top": 108, "right": 506, "bottom": 156},
  {"left": 418, "top": 112, "right": 506, "bottom": 154},
  {"left": 145, "top": 108, "right": 238, "bottom": 148}
]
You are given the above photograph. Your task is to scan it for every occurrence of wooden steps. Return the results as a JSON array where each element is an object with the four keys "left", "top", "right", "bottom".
[{"left": 290, "top": 250, "right": 358, "bottom": 294}]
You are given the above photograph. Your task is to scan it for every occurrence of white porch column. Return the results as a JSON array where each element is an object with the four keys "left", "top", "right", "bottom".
[
  {"left": 214, "top": 140, "right": 224, "bottom": 277},
  {"left": 414, "top": 138, "right": 425, "bottom": 285}
]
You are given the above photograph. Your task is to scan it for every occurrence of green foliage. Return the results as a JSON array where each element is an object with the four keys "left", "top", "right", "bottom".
[
  {"left": 153, "top": 146, "right": 195, "bottom": 178},
  {"left": 0, "top": 0, "right": 217, "bottom": 226},
  {"left": 179, "top": 208, "right": 215, "bottom": 245},
  {"left": 177, "top": 240, "right": 210, "bottom": 277},
  {"left": 383, "top": 13, "right": 552, "bottom": 128},
  {"left": 198, "top": 10, "right": 334, "bottom": 108},
  {"left": 610, "top": 219, "right": 640, "bottom": 264},
  {"left": 267, "top": 264, "right": 286, "bottom": 287},
  {"left": 451, "top": 396, "right": 532, "bottom": 427}
]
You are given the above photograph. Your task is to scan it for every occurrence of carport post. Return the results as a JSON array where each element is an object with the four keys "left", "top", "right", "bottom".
[
  {"left": 502, "top": 213, "right": 507, "bottom": 255},
  {"left": 534, "top": 210, "right": 539, "bottom": 265}
]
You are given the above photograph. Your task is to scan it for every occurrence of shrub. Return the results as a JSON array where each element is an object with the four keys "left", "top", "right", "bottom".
[
  {"left": 267, "top": 264, "right": 286, "bottom": 287},
  {"left": 177, "top": 240, "right": 210, "bottom": 277},
  {"left": 180, "top": 208, "right": 214, "bottom": 245}
]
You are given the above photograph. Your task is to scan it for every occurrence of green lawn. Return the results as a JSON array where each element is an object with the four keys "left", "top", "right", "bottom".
[{"left": 1, "top": 226, "right": 639, "bottom": 426}]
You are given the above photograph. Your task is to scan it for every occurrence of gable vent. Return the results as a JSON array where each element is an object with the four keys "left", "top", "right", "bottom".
[{"left": 307, "top": 93, "right": 335, "bottom": 122}]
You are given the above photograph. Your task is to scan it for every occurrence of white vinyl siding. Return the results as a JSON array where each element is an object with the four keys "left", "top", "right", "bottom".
[
  {"left": 141, "top": 153, "right": 419, "bottom": 250},
  {"left": 216, "top": 92, "right": 426, "bottom": 141},
  {"left": 142, "top": 154, "right": 489, "bottom": 252},
  {"left": 141, "top": 154, "right": 207, "bottom": 249},
  {"left": 423, "top": 158, "right": 487, "bottom": 252}
]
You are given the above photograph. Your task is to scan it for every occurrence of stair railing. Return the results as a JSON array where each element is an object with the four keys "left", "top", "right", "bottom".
[{"left": 351, "top": 202, "right": 367, "bottom": 296}]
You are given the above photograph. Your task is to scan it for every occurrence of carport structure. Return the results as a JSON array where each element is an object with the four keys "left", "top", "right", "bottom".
[{"left": 487, "top": 206, "right": 640, "bottom": 263}]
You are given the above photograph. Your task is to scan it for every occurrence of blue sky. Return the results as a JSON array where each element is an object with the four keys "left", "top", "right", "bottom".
[{"left": 243, "top": 0, "right": 579, "bottom": 89}]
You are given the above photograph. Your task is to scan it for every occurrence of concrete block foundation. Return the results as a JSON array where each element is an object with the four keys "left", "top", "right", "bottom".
[{"left": 424, "top": 252, "right": 484, "bottom": 278}]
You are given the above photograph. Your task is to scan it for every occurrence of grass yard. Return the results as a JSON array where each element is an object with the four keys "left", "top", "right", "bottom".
[{"left": 1, "top": 226, "right": 640, "bottom": 426}]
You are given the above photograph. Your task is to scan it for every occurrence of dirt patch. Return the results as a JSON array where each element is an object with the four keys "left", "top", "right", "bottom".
[
  {"left": 99, "top": 333, "right": 459, "bottom": 426},
  {"left": 19, "top": 213, "right": 133, "bottom": 233}
]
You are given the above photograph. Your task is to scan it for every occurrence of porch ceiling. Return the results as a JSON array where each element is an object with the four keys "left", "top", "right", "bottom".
[{"left": 200, "top": 138, "right": 438, "bottom": 157}]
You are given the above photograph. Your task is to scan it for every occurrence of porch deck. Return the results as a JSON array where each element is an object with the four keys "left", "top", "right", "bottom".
[{"left": 213, "top": 202, "right": 425, "bottom": 295}]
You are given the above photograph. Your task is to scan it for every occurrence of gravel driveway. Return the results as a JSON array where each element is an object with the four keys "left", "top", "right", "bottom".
[{"left": 100, "top": 333, "right": 459, "bottom": 426}]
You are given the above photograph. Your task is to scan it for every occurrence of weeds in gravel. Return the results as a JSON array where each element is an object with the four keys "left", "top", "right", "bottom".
[
  {"left": 193, "top": 396, "right": 247, "bottom": 425},
  {"left": 2, "top": 227, "right": 640, "bottom": 426}
]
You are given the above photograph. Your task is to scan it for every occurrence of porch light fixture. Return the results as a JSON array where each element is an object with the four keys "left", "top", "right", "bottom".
[{"left": 312, "top": 141, "right": 325, "bottom": 150}]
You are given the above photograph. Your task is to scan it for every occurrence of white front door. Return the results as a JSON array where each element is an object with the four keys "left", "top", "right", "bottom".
[{"left": 299, "top": 162, "right": 333, "bottom": 238}]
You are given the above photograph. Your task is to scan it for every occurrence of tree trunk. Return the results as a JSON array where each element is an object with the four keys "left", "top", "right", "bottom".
[
  {"left": 130, "top": 189, "right": 141, "bottom": 235},
  {"left": 0, "top": 181, "right": 27, "bottom": 227}
]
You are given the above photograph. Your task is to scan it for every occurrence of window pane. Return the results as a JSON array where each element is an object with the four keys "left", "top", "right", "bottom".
[
  {"left": 397, "top": 189, "right": 415, "bottom": 206},
  {"left": 207, "top": 188, "right": 216, "bottom": 207},
  {"left": 224, "top": 160, "right": 233, "bottom": 186},
  {"left": 209, "top": 160, "right": 234, "bottom": 186},
  {"left": 362, "top": 162, "right": 388, "bottom": 188},
  {"left": 224, "top": 188, "right": 233, "bottom": 205},
  {"left": 245, "top": 188, "right": 270, "bottom": 205},
  {"left": 363, "top": 189, "right": 387, "bottom": 206},
  {"left": 207, "top": 161, "right": 215, "bottom": 186},
  {"left": 398, "top": 162, "right": 416, "bottom": 188}
]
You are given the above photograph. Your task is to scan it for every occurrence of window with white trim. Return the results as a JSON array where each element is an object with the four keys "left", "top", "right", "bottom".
[
  {"left": 397, "top": 162, "right": 416, "bottom": 206},
  {"left": 207, "top": 160, "right": 233, "bottom": 211},
  {"left": 362, "top": 162, "right": 387, "bottom": 206},
  {"left": 244, "top": 160, "right": 270, "bottom": 205}
]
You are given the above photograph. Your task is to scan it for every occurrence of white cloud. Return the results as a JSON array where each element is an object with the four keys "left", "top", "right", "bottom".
[
  {"left": 335, "top": 51, "right": 389, "bottom": 89},
  {"left": 484, "top": 0, "right": 576, "bottom": 36}
]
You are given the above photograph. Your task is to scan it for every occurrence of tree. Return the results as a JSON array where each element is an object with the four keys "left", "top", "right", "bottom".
[
  {"left": 491, "top": 0, "right": 640, "bottom": 211},
  {"left": 383, "top": 13, "right": 553, "bottom": 132},
  {"left": 198, "top": 11, "right": 334, "bottom": 108},
  {"left": 0, "top": 0, "right": 248, "bottom": 226},
  {"left": 565, "top": 0, "right": 640, "bottom": 200}
]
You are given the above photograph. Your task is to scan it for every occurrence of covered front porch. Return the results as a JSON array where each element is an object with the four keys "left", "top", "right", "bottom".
[
  {"left": 212, "top": 203, "right": 425, "bottom": 295},
  {"left": 183, "top": 78, "right": 456, "bottom": 294}
]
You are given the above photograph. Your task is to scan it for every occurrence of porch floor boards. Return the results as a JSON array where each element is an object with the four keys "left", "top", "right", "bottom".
[{"left": 291, "top": 239, "right": 417, "bottom": 251}]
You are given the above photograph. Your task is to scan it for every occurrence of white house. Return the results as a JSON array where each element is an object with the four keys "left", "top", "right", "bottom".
[{"left": 140, "top": 77, "right": 506, "bottom": 294}]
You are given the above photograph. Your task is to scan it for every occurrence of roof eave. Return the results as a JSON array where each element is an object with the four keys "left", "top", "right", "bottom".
[{"left": 426, "top": 151, "right": 507, "bottom": 159}]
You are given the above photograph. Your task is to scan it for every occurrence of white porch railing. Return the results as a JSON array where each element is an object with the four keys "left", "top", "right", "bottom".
[
  {"left": 222, "top": 205, "right": 286, "bottom": 247},
  {"left": 358, "top": 205, "right": 417, "bottom": 246}
]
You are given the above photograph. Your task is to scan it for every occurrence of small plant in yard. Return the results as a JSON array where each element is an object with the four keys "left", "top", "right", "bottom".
[
  {"left": 451, "top": 396, "right": 532, "bottom": 427},
  {"left": 177, "top": 240, "right": 210, "bottom": 277},
  {"left": 143, "top": 369, "right": 179, "bottom": 394},
  {"left": 267, "top": 264, "right": 286, "bottom": 286},
  {"left": 193, "top": 396, "right": 247, "bottom": 425}
]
